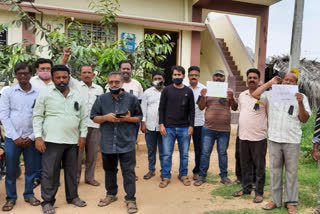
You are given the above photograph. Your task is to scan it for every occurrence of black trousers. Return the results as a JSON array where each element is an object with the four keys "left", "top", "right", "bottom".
[
  {"left": 102, "top": 150, "right": 136, "bottom": 201},
  {"left": 235, "top": 136, "right": 256, "bottom": 182},
  {"left": 192, "top": 126, "right": 202, "bottom": 175},
  {"left": 41, "top": 143, "right": 79, "bottom": 206},
  {"left": 239, "top": 139, "right": 267, "bottom": 196}
]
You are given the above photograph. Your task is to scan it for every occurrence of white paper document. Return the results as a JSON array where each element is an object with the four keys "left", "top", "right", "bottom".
[
  {"left": 271, "top": 85, "right": 298, "bottom": 104},
  {"left": 206, "top": 81, "right": 228, "bottom": 98}
]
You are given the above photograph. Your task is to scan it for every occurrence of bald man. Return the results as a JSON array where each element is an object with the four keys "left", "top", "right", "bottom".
[{"left": 252, "top": 72, "right": 311, "bottom": 214}]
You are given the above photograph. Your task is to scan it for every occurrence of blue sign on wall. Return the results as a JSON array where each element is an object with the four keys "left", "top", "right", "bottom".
[{"left": 121, "top": 32, "right": 136, "bottom": 53}]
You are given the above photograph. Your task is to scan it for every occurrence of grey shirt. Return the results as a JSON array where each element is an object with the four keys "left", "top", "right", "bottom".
[{"left": 90, "top": 91, "right": 142, "bottom": 154}]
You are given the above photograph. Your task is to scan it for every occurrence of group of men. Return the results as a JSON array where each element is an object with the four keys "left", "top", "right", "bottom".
[{"left": 0, "top": 47, "right": 319, "bottom": 214}]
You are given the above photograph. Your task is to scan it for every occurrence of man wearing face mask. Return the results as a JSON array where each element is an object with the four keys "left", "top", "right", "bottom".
[
  {"left": 30, "top": 58, "right": 54, "bottom": 90},
  {"left": 194, "top": 69, "right": 238, "bottom": 186},
  {"left": 141, "top": 71, "right": 165, "bottom": 180},
  {"left": 252, "top": 73, "right": 311, "bottom": 214},
  {"left": 158, "top": 65, "right": 195, "bottom": 188},
  {"left": 33, "top": 64, "right": 88, "bottom": 214},
  {"left": 91, "top": 72, "right": 142, "bottom": 213},
  {"left": 185, "top": 66, "right": 206, "bottom": 181},
  {"left": 30, "top": 58, "right": 54, "bottom": 189}
]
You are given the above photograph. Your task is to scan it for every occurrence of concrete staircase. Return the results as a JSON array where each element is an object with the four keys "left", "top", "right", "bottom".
[{"left": 216, "top": 38, "right": 247, "bottom": 98}]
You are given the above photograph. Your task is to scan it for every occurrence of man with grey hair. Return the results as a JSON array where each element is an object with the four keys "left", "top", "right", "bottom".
[
  {"left": 91, "top": 72, "right": 142, "bottom": 213},
  {"left": 252, "top": 73, "right": 311, "bottom": 214},
  {"left": 194, "top": 69, "right": 238, "bottom": 186}
]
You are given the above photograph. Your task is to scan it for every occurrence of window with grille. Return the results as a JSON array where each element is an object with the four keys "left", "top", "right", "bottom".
[{"left": 67, "top": 21, "right": 117, "bottom": 43}]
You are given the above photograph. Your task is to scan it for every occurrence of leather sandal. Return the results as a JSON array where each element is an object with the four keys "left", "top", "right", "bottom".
[
  {"left": 178, "top": 176, "right": 191, "bottom": 186},
  {"left": 25, "top": 196, "right": 41, "bottom": 206},
  {"left": 126, "top": 201, "right": 138, "bottom": 214},
  {"left": 2, "top": 200, "right": 15, "bottom": 212},
  {"left": 159, "top": 178, "right": 170, "bottom": 188},
  {"left": 98, "top": 195, "right": 117, "bottom": 207},
  {"left": 194, "top": 179, "right": 205, "bottom": 186},
  {"left": 42, "top": 203, "right": 55, "bottom": 214},
  {"left": 262, "top": 201, "right": 277, "bottom": 210},
  {"left": 85, "top": 180, "right": 100, "bottom": 186},
  {"left": 69, "top": 198, "right": 86, "bottom": 207},
  {"left": 286, "top": 205, "right": 298, "bottom": 214},
  {"left": 253, "top": 195, "right": 263, "bottom": 203},
  {"left": 143, "top": 171, "right": 155, "bottom": 180}
]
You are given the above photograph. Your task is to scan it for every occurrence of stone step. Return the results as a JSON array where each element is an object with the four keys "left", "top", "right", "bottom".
[
  {"left": 235, "top": 75, "right": 243, "bottom": 81},
  {"left": 236, "top": 80, "right": 246, "bottom": 86},
  {"left": 232, "top": 70, "right": 240, "bottom": 75},
  {"left": 236, "top": 85, "right": 248, "bottom": 91}
]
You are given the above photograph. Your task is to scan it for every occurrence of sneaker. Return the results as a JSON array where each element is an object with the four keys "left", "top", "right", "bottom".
[{"left": 220, "top": 177, "right": 232, "bottom": 185}]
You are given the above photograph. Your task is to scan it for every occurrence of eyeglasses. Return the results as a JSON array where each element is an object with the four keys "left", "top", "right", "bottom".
[{"left": 16, "top": 72, "right": 31, "bottom": 76}]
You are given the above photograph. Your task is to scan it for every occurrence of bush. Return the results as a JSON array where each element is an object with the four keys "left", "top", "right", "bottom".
[{"left": 300, "top": 112, "right": 316, "bottom": 160}]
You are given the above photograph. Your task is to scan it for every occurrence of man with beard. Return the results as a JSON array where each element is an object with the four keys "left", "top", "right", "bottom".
[
  {"left": 252, "top": 72, "right": 311, "bottom": 214},
  {"left": 185, "top": 66, "right": 205, "bottom": 181},
  {"left": 0, "top": 63, "right": 40, "bottom": 211},
  {"left": 158, "top": 65, "right": 195, "bottom": 188},
  {"left": 76, "top": 65, "right": 103, "bottom": 186},
  {"left": 141, "top": 71, "right": 165, "bottom": 180},
  {"left": 33, "top": 64, "right": 88, "bottom": 214},
  {"left": 194, "top": 70, "right": 238, "bottom": 186},
  {"left": 232, "top": 69, "right": 268, "bottom": 203},
  {"left": 91, "top": 72, "right": 142, "bottom": 213}
]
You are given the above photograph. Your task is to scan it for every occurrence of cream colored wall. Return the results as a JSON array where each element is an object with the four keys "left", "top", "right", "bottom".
[
  {"left": 0, "top": 11, "right": 22, "bottom": 45},
  {"left": 199, "top": 29, "right": 228, "bottom": 85},
  {"left": 118, "top": 23, "right": 144, "bottom": 46},
  {"left": 181, "top": 31, "right": 191, "bottom": 76},
  {"left": 210, "top": 16, "right": 254, "bottom": 81},
  {"left": 34, "top": 0, "right": 92, "bottom": 10},
  {"left": 35, "top": 0, "right": 186, "bottom": 22}
]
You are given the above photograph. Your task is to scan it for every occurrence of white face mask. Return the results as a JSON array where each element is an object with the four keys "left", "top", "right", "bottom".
[{"left": 152, "top": 80, "right": 164, "bottom": 88}]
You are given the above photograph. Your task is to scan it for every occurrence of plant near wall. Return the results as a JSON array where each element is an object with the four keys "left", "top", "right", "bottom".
[{"left": 0, "top": 0, "right": 174, "bottom": 89}]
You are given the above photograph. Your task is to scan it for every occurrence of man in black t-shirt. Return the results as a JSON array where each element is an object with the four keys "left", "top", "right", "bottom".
[{"left": 158, "top": 65, "right": 195, "bottom": 188}]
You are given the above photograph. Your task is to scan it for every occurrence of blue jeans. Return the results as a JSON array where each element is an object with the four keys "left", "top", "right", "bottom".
[
  {"left": 145, "top": 130, "right": 163, "bottom": 172},
  {"left": 34, "top": 151, "right": 42, "bottom": 181},
  {"left": 199, "top": 127, "right": 230, "bottom": 179},
  {"left": 5, "top": 137, "right": 37, "bottom": 201},
  {"left": 161, "top": 127, "right": 190, "bottom": 179}
]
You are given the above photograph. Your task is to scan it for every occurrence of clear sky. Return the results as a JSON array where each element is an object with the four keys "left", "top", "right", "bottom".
[{"left": 208, "top": 0, "right": 320, "bottom": 60}]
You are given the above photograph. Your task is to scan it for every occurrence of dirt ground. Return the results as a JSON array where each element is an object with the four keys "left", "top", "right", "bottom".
[{"left": 0, "top": 134, "right": 268, "bottom": 214}]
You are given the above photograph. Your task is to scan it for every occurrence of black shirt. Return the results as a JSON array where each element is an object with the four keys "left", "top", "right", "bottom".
[
  {"left": 158, "top": 84, "right": 195, "bottom": 128},
  {"left": 90, "top": 91, "right": 142, "bottom": 154}
]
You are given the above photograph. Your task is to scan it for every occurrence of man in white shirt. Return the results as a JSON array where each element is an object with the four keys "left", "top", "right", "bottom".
[
  {"left": 30, "top": 58, "right": 54, "bottom": 91},
  {"left": 141, "top": 71, "right": 165, "bottom": 180},
  {"left": 77, "top": 65, "right": 103, "bottom": 186},
  {"left": 30, "top": 58, "right": 54, "bottom": 188},
  {"left": 252, "top": 73, "right": 311, "bottom": 214},
  {"left": 119, "top": 60, "right": 143, "bottom": 99},
  {"left": 185, "top": 66, "right": 205, "bottom": 181}
]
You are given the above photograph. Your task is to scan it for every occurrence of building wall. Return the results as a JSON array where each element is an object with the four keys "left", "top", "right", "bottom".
[
  {"left": 199, "top": 28, "right": 228, "bottom": 85},
  {"left": 35, "top": 0, "right": 187, "bottom": 22},
  {"left": 0, "top": 11, "right": 22, "bottom": 45},
  {"left": 210, "top": 16, "right": 254, "bottom": 81}
]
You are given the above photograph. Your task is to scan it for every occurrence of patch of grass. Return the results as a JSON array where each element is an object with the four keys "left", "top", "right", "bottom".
[
  {"left": 206, "top": 172, "right": 219, "bottom": 185},
  {"left": 210, "top": 184, "right": 241, "bottom": 200}
]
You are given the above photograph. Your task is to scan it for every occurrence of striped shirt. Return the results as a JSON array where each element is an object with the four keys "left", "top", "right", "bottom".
[{"left": 312, "top": 107, "right": 320, "bottom": 144}]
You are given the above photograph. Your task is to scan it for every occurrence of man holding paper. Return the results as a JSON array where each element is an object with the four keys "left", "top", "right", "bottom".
[
  {"left": 252, "top": 72, "right": 311, "bottom": 214},
  {"left": 194, "top": 69, "right": 238, "bottom": 186}
]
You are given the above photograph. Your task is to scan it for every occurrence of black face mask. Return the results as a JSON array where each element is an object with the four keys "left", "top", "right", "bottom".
[
  {"left": 109, "top": 87, "right": 121, "bottom": 95},
  {"left": 172, "top": 78, "right": 183, "bottom": 85},
  {"left": 55, "top": 84, "right": 68, "bottom": 92}
]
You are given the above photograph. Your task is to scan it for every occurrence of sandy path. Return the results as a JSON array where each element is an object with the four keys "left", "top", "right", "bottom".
[{"left": 0, "top": 135, "right": 268, "bottom": 214}]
